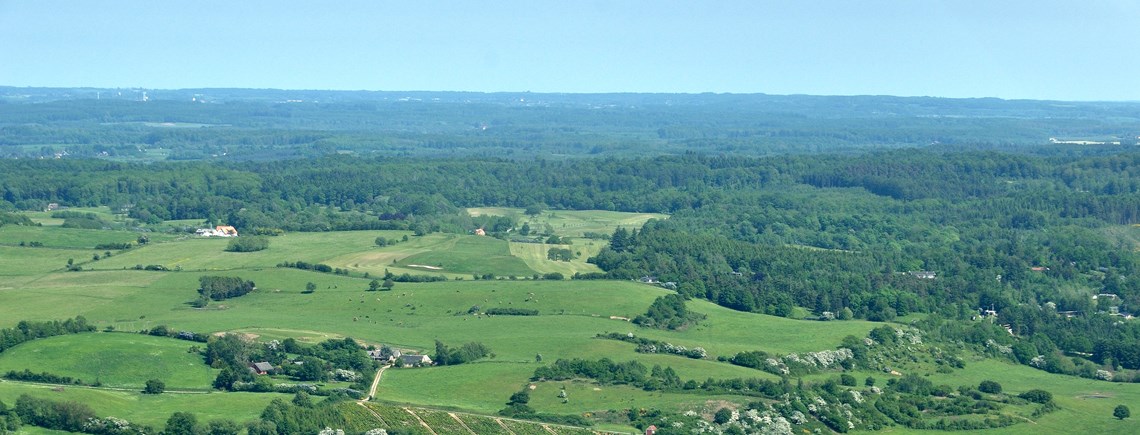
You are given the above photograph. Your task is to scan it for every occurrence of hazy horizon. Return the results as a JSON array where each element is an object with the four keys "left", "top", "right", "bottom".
[{"left": 3, "top": 1, "right": 1138, "bottom": 101}]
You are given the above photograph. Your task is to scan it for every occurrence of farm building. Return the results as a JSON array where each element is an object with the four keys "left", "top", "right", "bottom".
[
  {"left": 195, "top": 225, "right": 239, "bottom": 237},
  {"left": 368, "top": 348, "right": 402, "bottom": 363},
  {"left": 249, "top": 361, "right": 274, "bottom": 375},
  {"left": 399, "top": 354, "right": 432, "bottom": 367}
]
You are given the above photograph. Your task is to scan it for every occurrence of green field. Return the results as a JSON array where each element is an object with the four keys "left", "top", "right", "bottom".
[
  {"left": 466, "top": 207, "right": 668, "bottom": 239},
  {"left": 0, "top": 381, "right": 289, "bottom": 429},
  {"left": 0, "top": 333, "right": 217, "bottom": 389},
  {"left": 4, "top": 221, "right": 1138, "bottom": 434},
  {"left": 394, "top": 233, "right": 536, "bottom": 276}
]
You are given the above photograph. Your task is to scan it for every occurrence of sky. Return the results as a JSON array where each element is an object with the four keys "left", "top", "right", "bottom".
[{"left": 1, "top": 1, "right": 1138, "bottom": 101}]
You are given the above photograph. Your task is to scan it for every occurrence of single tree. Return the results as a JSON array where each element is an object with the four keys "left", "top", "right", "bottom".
[
  {"left": 164, "top": 412, "right": 200, "bottom": 435},
  {"left": 1115, "top": 404, "right": 1130, "bottom": 420},
  {"left": 714, "top": 407, "right": 733, "bottom": 424},
  {"left": 368, "top": 279, "right": 380, "bottom": 291},
  {"left": 381, "top": 279, "right": 395, "bottom": 291},
  {"left": 304, "top": 282, "right": 316, "bottom": 293},
  {"left": 143, "top": 378, "right": 165, "bottom": 394}
]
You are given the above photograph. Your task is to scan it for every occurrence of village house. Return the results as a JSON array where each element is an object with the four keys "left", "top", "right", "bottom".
[
  {"left": 196, "top": 225, "right": 239, "bottom": 237},
  {"left": 249, "top": 361, "right": 274, "bottom": 375},
  {"left": 908, "top": 271, "right": 937, "bottom": 279},
  {"left": 368, "top": 348, "right": 402, "bottom": 363},
  {"left": 399, "top": 354, "right": 432, "bottom": 367}
]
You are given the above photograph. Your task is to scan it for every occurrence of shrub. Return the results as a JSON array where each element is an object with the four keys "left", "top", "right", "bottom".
[
  {"left": 143, "top": 379, "right": 165, "bottom": 394},
  {"left": 1115, "top": 404, "right": 1130, "bottom": 420},
  {"left": 840, "top": 373, "right": 857, "bottom": 386},
  {"left": 978, "top": 380, "right": 1002, "bottom": 394},
  {"left": 1018, "top": 389, "right": 1053, "bottom": 404},
  {"left": 225, "top": 236, "right": 268, "bottom": 252}
]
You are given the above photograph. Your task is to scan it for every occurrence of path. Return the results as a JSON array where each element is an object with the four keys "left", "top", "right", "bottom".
[
  {"left": 404, "top": 407, "right": 438, "bottom": 435},
  {"left": 362, "top": 365, "right": 389, "bottom": 401},
  {"left": 355, "top": 365, "right": 391, "bottom": 424},
  {"left": 448, "top": 412, "right": 477, "bottom": 435},
  {"left": 494, "top": 418, "right": 517, "bottom": 435}
]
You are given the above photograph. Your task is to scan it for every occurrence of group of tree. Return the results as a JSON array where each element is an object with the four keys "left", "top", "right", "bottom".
[
  {"left": 0, "top": 317, "right": 94, "bottom": 353},
  {"left": 632, "top": 294, "right": 706, "bottom": 330},
  {"left": 432, "top": 340, "right": 491, "bottom": 366},
  {"left": 197, "top": 276, "right": 256, "bottom": 301},
  {"left": 224, "top": 236, "right": 269, "bottom": 252}
]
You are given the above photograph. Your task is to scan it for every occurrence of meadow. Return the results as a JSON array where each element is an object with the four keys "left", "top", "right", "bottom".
[
  {"left": 3, "top": 214, "right": 1139, "bottom": 434},
  {"left": 0, "top": 333, "right": 218, "bottom": 389}
]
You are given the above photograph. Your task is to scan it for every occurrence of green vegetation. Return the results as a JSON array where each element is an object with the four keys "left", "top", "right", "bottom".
[
  {"left": 634, "top": 294, "right": 706, "bottom": 330},
  {"left": 0, "top": 333, "right": 216, "bottom": 389},
  {"left": 3, "top": 91, "right": 1140, "bottom": 433},
  {"left": 224, "top": 236, "right": 269, "bottom": 252}
]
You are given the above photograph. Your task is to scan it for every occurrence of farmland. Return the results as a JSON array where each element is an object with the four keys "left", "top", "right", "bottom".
[
  {"left": 3, "top": 133, "right": 1140, "bottom": 434},
  {"left": 3, "top": 211, "right": 1140, "bottom": 434}
]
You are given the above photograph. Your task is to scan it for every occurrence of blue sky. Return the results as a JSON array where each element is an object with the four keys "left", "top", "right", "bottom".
[{"left": 1, "top": 1, "right": 1137, "bottom": 101}]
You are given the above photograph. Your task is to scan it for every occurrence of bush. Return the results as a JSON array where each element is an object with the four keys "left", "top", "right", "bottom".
[
  {"left": 484, "top": 308, "right": 539, "bottom": 316},
  {"left": 1018, "top": 389, "right": 1053, "bottom": 404},
  {"left": 839, "top": 373, "right": 857, "bottom": 386},
  {"left": 1115, "top": 404, "right": 1130, "bottom": 420},
  {"left": 143, "top": 379, "right": 165, "bottom": 394},
  {"left": 978, "top": 380, "right": 1002, "bottom": 394},
  {"left": 225, "top": 236, "right": 268, "bottom": 252}
]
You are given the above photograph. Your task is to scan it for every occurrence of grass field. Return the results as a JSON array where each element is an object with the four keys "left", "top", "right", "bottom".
[
  {"left": 0, "top": 333, "right": 217, "bottom": 389},
  {"left": 6, "top": 221, "right": 1139, "bottom": 434},
  {"left": 0, "top": 381, "right": 288, "bottom": 429},
  {"left": 466, "top": 207, "right": 668, "bottom": 239},
  {"left": 395, "top": 233, "right": 536, "bottom": 276},
  {"left": 0, "top": 226, "right": 142, "bottom": 249}
]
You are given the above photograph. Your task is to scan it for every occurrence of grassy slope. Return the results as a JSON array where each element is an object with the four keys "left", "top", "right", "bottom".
[
  {"left": 0, "top": 381, "right": 288, "bottom": 428},
  {"left": 396, "top": 234, "right": 535, "bottom": 276},
  {"left": 471, "top": 207, "right": 666, "bottom": 275},
  {"left": 8, "top": 223, "right": 1139, "bottom": 433},
  {"left": 0, "top": 333, "right": 217, "bottom": 389}
]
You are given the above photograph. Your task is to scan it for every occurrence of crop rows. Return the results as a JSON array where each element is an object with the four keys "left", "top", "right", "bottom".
[
  {"left": 411, "top": 409, "right": 471, "bottom": 435},
  {"left": 500, "top": 419, "right": 554, "bottom": 435},
  {"left": 362, "top": 403, "right": 429, "bottom": 434}
]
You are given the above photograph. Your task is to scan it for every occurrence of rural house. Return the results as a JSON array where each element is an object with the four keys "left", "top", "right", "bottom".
[
  {"left": 399, "top": 354, "right": 432, "bottom": 367},
  {"left": 249, "top": 361, "right": 274, "bottom": 375},
  {"left": 368, "top": 348, "right": 401, "bottom": 363}
]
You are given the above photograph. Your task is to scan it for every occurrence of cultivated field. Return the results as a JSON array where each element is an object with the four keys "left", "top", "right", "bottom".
[{"left": 4, "top": 214, "right": 1137, "bottom": 434}]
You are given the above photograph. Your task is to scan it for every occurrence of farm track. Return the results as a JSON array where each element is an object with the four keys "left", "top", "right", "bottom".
[
  {"left": 405, "top": 407, "right": 439, "bottom": 435},
  {"left": 493, "top": 418, "right": 517, "bottom": 435},
  {"left": 448, "top": 412, "right": 477, "bottom": 435},
  {"left": 0, "top": 378, "right": 212, "bottom": 394}
]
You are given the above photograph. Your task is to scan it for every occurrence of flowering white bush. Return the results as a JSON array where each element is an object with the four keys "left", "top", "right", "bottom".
[
  {"left": 789, "top": 411, "right": 806, "bottom": 425},
  {"left": 318, "top": 428, "right": 345, "bottom": 435},
  {"left": 364, "top": 429, "right": 388, "bottom": 435},
  {"left": 1030, "top": 355, "right": 1046, "bottom": 368},
  {"left": 84, "top": 417, "right": 133, "bottom": 433},
  {"left": 850, "top": 390, "right": 864, "bottom": 403},
  {"left": 1096, "top": 369, "right": 1113, "bottom": 380}
]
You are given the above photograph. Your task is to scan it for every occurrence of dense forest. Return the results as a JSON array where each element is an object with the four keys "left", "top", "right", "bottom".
[{"left": 3, "top": 87, "right": 1139, "bottom": 160}]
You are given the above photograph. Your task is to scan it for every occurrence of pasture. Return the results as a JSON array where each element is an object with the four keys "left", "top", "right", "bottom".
[
  {"left": 0, "top": 381, "right": 289, "bottom": 429},
  {"left": 8, "top": 220, "right": 1136, "bottom": 434},
  {"left": 0, "top": 333, "right": 217, "bottom": 389},
  {"left": 466, "top": 207, "right": 668, "bottom": 239}
]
